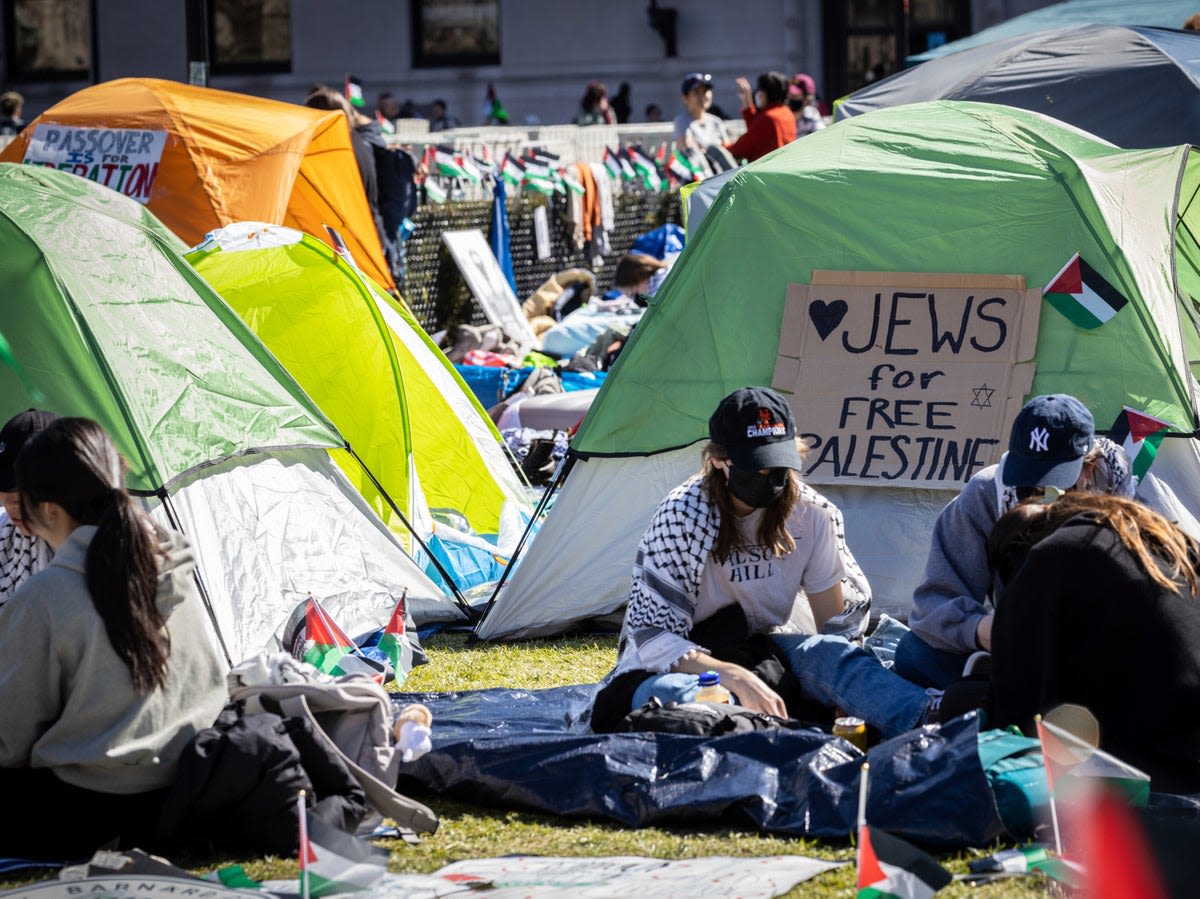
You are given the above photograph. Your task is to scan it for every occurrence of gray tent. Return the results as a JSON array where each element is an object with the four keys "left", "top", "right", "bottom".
[
  {"left": 908, "top": 0, "right": 1200, "bottom": 63},
  {"left": 839, "top": 24, "right": 1200, "bottom": 150}
]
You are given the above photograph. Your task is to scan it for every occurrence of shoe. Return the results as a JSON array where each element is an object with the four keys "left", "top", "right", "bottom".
[
  {"left": 922, "top": 688, "right": 944, "bottom": 726},
  {"left": 963, "top": 651, "right": 992, "bottom": 679}
]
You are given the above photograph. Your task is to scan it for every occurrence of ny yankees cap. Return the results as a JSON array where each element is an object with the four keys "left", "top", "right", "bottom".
[
  {"left": 1000, "top": 394, "right": 1095, "bottom": 489},
  {"left": 708, "top": 386, "right": 804, "bottom": 472}
]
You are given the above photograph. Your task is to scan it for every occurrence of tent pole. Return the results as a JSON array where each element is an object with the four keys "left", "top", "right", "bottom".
[
  {"left": 472, "top": 452, "right": 576, "bottom": 639},
  {"left": 344, "top": 445, "right": 477, "bottom": 621},
  {"left": 157, "top": 488, "right": 233, "bottom": 667}
]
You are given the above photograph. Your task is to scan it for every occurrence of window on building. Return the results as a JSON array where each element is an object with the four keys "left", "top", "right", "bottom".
[
  {"left": 207, "top": 0, "right": 291, "bottom": 74},
  {"left": 5, "top": 0, "right": 90, "bottom": 80},
  {"left": 412, "top": 0, "right": 500, "bottom": 68}
]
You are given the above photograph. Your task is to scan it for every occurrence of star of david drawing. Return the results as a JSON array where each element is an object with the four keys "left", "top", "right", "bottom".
[{"left": 970, "top": 384, "right": 995, "bottom": 409}]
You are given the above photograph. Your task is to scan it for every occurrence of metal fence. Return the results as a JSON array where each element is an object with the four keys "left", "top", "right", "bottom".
[{"left": 400, "top": 187, "right": 682, "bottom": 336}]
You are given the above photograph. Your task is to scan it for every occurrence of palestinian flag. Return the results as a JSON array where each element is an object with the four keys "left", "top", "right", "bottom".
[
  {"left": 669, "top": 148, "right": 703, "bottom": 184},
  {"left": 857, "top": 824, "right": 951, "bottom": 899},
  {"left": 1073, "top": 787, "right": 1170, "bottom": 899},
  {"left": 378, "top": 593, "right": 416, "bottom": 685},
  {"left": 627, "top": 145, "right": 661, "bottom": 190},
  {"left": 344, "top": 75, "right": 365, "bottom": 108},
  {"left": 434, "top": 145, "right": 466, "bottom": 179},
  {"left": 473, "top": 147, "right": 496, "bottom": 177},
  {"left": 482, "top": 82, "right": 509, "bottom": 124},
  {"left": 298, "top": 598, "right": 386, "bottom": 680},
  {"left": 457, "top": 152, "right": 482, "bottom": 185},
  {"left": 1037, "top": 717, "right": 1150, "bottom": 806},
  {"left": 374, "top": 109, "right": 395, "bottom": 135},
  {"left": 423, "top": 178, "right": 447, "bottom": 204},
  {"left": 500, "top": 152, "right": 525, "bottom": 186},
  {"left": 1108, "top": 406, "right": 1172, "bottom": 483},
  {"left": 1043, "top": 253, "right": 1129, "bottom": 329},
  {"left": 603, "top": 147, "right": 622, "bottom": 180},
  {"left": 558, "top": 165, "right": 585, "bottom": 195},
  {"left": 300, "top": 812, "right": 387, "bottom": 897}
]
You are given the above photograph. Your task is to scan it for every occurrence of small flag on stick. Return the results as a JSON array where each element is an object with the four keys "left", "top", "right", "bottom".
[
  {"left": 1043, "top": 253, "right": 1129, "bottom": 329},
  {"left": 298, "top": 792, "right": 387, "bottom": 897},
  {"left": 856, "top": 763, "right": 952, "bottom": 899}
]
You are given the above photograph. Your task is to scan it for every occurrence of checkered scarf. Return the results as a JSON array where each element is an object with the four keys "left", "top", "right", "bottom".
[
  {"left": 0, "top": 517, "right": 52, "bottom": 606},
  {"left": 616, "top": 475, "right": 872, "bottom": 675}
]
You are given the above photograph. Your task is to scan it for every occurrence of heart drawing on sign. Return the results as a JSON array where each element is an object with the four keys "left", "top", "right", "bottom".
[{"left": 808, "top": 299, "right": 848, "bottom": 340}]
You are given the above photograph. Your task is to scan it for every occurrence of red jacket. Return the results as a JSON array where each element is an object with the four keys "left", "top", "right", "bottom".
[{"left": 725, "top": 103, "right": 796, "bottom": 163}]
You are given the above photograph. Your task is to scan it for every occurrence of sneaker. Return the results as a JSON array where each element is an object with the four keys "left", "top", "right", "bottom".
[
  {"left": 922, "top": 688, "right": 944, "bottom": 726},
  {"left": 963, "top": 651, "right": 993, "bottom": 679}
]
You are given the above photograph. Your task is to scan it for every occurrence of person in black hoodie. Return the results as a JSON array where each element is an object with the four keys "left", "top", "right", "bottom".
[{"left": 988, "top": 490, "right": 1200, "bottom": 792}]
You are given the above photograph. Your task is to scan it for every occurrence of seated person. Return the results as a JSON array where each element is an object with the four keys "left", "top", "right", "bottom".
[
  {"left": 0, "top": 409, "right": 59, "bottom": 604},
  {"left": 540, "top": 255, "right": 665, "bottom": 359},
  {"left": 987, "top": 491, "right": 1200, "bottom": 792},
  {"left": 897, "top": 394, "right": 1195, "bottom": 689},
  {"left": 0, "top": 418, "right": 227, "bottom": 859},
  {"left": 592, "top": 387, "right": 935, "bottom": 736}
]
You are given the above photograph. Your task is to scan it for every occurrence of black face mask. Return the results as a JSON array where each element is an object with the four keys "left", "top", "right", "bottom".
[{"left": 726, "top": 468, "right": 789, "bottom": 509}]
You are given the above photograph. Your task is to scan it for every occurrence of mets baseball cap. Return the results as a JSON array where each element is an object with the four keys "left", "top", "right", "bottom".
[
  {"left": 708, "top": 387, "right": 804, "bottom": 472},
  {"left": 0, "top": 409, "right": 60, "bottom": 492},
  {"left": 681, "top": 72, "right": 713, "bottom": 94},
  {"left": 1000, "top": 394, "right": 1095, "bottom": 488}
]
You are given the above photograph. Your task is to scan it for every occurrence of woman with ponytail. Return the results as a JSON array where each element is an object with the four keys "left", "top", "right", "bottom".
[{"left": 0, "top": 418, "right": 226, "bottom": 859}]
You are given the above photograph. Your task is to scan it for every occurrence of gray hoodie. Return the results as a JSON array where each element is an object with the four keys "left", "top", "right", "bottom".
[{"left": 0, "top": 524, "right": 226, "bottom": 793}]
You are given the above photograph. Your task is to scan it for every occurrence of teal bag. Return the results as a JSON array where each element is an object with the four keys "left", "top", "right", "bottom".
[{"left": 977, "top": 727, "right": 1049, "bottom": 839}]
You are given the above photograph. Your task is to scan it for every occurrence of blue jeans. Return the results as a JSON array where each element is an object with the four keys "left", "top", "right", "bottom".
[
  {"left": 630, "top": 633, "right": 931, "bottom": 738},
  {"left": 894, "top": 630, "right": 970, "bottom": 690}
]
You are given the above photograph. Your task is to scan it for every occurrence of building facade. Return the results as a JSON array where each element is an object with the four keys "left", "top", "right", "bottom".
[{"left": 3, "top": 1, "right": 1056, "bottom": 124}]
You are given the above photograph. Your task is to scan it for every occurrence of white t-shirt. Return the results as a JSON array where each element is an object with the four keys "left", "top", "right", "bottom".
[
  {"left": 695, "top": 500, "right": 844, "bottom": 635},
  {"left": 672, "top": 112, "right": 729, "bottom": 149}
]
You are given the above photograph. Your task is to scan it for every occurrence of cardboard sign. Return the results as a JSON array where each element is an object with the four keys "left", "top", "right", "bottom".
[
  {"left": 772, "top": 271, "right": 1040, "bottom": 488},
  {"left": 22, "top": 124, "right": 168, "bottom": 204},
  {"left": 441, "top": 229, "right": 538, "bottom": 345}
]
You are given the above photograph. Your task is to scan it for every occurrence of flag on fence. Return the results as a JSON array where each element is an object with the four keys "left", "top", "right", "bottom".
[
  {"left": 473, "top": 147, "right": 496, "bottom": 177},
  {"left": 857, "top": 825, "right": 952, "bottom": 899},
  {"left": 558, "top": 165, "right": 585, "bottom": 195},
  {"left": 669, "top": 148, "right": 703, "bottom": 184},
  {"left": 500, "top": 152, "right": 525, "bottom": 186},
  {"left": 295, "top": 597, "right": 386, "bottom": 680},
  {"left": 1043, "top": 253, "right": 1129, "bottom": 329},
  {"left": 603, "top": 147, "right": 622, "bottom": 180},
  {"left": 300, "top": 807, "right": 387, "bottom": 897},
  {"left": 457, "top": 152, "right": 482, "bottom": 185},
  {"left": 423, "top": 178, "right": 447, "bottom": 204},
  {"left": 521, "top": 153, "right": 556, "bottom": 194},
  {"left": 434, "top": 145, "right": 466, "bottom": 179},
  {"left": 1037, "top": 716, "right": 1150, "bottom": 806},
  {"left": 627, "top": 145, "right": 661, "bottom": 190},
  {"left": 1108, "top": 406, "right": 1172, "bottom": 483}
]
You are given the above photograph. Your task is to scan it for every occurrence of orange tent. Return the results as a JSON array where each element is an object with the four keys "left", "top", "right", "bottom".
[{"left": 0, "top": 77, "right": 393, "bottom": 289}]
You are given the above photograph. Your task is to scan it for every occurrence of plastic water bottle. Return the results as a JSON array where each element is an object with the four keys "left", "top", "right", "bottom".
[{"left": 694, "top": 670, "right": 732, "bottom": 704}]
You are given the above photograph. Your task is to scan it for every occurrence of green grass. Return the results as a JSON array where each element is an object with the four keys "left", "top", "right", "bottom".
[{"left": 3, "top": 633, "right": 1053, "bottom": 897}]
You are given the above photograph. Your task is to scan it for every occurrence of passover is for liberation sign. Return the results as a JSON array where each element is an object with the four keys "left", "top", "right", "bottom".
[
  {"left": 22, "top": 124, "right": 168, "bottom": 204},
  {"left": 772, "top": 271, "right": 1040, "bottom": 488}
]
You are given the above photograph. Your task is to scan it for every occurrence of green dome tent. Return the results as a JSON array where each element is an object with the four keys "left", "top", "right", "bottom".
[
  {"left": 478, "top": 101, "right": 1200, "bottom": 639},
  {"left": 186, "top": 223, "right": 533, "bottom": 595},
  {"left": 0, "top": 163, "right": 461, "bottom": 663}
]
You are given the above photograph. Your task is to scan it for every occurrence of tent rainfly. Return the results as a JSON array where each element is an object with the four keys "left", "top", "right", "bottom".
[
  {"left": 187, "top": 222, "right": 533, "bottom": 597},
  {"left": 0, "top": 77, "right": 393, "bottom": 290},
  {"left": 0, "top": 162, "right": 461, "bottom": 665},
  {"left": 477, "top": 100, "right": 1200, "bottom": 640}
]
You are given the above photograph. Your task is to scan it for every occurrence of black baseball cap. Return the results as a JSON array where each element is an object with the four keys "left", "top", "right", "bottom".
[
  {"left": 708, "top": 387, "right": 804, "bottom": 472},
  {"left": 0, "top": 409, "right": 60, "bottom": 491},
  {"left": 1000, "top": 394, "right": 1095, "bottom": 488},
  {"left": 681, "top": 72, "right": 713, "bottom": 94}
]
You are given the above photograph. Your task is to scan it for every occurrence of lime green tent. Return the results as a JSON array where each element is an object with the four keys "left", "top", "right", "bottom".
[
  {"left": 478, "top": 101, "right": 1200, "bottom": 638},
  {"left": 0, "top": 162, "right": 461, "bottom": 660},
  {"left": 187, "top": 223, "right": 532, "bottom": 591}
]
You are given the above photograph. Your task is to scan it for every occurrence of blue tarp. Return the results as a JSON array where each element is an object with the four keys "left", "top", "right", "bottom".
[
  {"left": 455, "top": 365, "right": 606, "bottom": 410},
  {"left": 393, "top": 685, "right": 1008, "bottom": 847}
]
